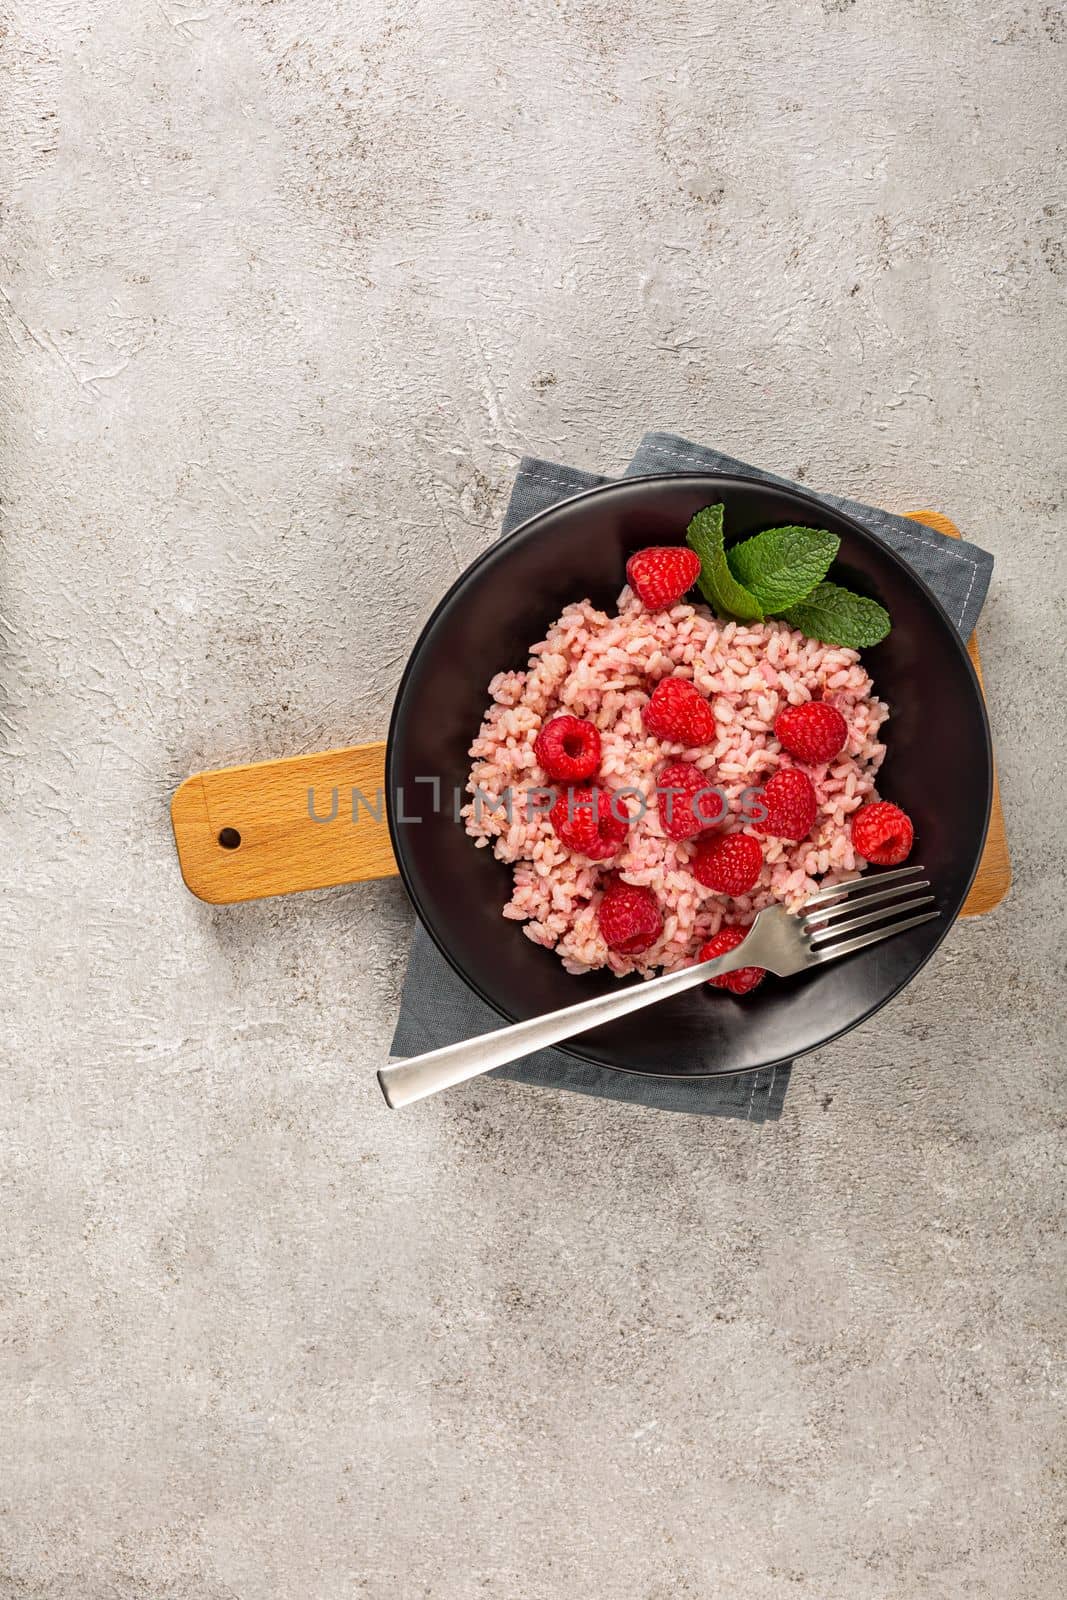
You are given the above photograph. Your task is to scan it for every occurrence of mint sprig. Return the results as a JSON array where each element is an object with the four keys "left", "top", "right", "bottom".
[
  {"left": 727, "top": 525, "right": 839, "bottom": 613},
  {"left": 779, "top": 582, "right": 891, "bottom": 649},
  {"left": 685, "top": 504, "right": 763, "bottom": 623},
  {"left": 683, "top": 504, "right": 892, "bottom": 649}
]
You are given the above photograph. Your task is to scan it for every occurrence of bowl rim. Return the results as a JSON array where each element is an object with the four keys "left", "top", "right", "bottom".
[{"left": 386, "top": 471, "right": 993, "bottom": 1078}]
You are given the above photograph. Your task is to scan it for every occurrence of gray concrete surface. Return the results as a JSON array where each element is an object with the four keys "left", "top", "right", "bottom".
[{"left": 1, "top": 2, "right": 1065, "bottom": 1595}]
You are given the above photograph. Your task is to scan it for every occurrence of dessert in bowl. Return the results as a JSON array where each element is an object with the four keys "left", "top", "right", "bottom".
[
  {"left": 464, "top": 594, "right": 896, "bottom": 987},
  {"left": 386, "top": 474, "right": 991, "bottom": 1077}
]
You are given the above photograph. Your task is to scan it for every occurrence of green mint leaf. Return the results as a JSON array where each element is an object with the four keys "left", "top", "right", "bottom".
[
  {"left": 726, "top": 525, "right": 840, "bottom": 613},
  {"left": 685, "top": 504, "right": 763, "bottom": 622},
  {"left": 780, "top": 581, "right": 891, "bottom": 649}
]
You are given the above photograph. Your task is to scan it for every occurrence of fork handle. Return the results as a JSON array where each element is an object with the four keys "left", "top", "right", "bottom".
[{"left": 377, "top": 951, "right": 739, "bottom": 1108}]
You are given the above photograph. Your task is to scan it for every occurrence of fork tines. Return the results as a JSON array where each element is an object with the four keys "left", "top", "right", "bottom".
[{"left": 802, "top": 864, "right": 939, "bottom": 960}]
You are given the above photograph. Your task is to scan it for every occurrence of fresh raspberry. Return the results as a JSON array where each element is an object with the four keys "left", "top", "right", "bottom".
[
  {"left": 657, "top": 760, "right": 726, "bottom": 841},
  {"left": 851, "top": 801, "right": 914, "bottom": 866},
  {"left": 549, "top": 785, "right": 630, "bottom": 861},
  {"left": 598, "top": 878, "right": 663, "bottom": 955},
  {"left": 774, "top": 701, "right": 848, "bottom": 766},
  {"left": 534, "top": 715, "right": 601, "bottom": 782},
  {"left": 691, "top": 831, "right": 763, "bottom": 896},
  {"left": 626, "top": 546, "right": 702, "bottom": 610},
  {"left": 642, "top": 676, "right": 716, "bottom": 746},
  {"left": 753, "top": 767, "right": 818, "bottom": 842},
  {"left": 699, "top": 926, "right": 766, "bottom": 995}
]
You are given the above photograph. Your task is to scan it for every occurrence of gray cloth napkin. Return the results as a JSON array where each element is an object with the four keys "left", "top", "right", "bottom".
[{"left": 389, "top": 431, "right": 994, "bottom": 1120}]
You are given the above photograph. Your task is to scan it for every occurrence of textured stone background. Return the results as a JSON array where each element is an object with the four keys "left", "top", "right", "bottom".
[{"left": 1, "top": 2, "right": 1065, "bottom": 1596}]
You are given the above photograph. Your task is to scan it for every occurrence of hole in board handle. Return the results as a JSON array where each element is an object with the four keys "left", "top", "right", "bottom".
[{"left": 218, "top": 828, "right": 242, "bottom": 850}]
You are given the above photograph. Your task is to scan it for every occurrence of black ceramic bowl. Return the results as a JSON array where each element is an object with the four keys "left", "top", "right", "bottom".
[{"left": 386, "top": 474, "right": 992, "bottom": 1078}]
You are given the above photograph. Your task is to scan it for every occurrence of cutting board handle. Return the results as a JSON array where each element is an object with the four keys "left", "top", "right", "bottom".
[{"left": 171, "top": 741, "right": 396, "bottom": 904}]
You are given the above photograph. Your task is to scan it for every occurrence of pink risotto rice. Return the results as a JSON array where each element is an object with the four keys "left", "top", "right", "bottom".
[{"left": 462, "top": 587, "right": 890, "bottom": 978}]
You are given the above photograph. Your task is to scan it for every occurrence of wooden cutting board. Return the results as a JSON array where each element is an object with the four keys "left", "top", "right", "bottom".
[{"left": 171, "top": 510, "right": 1010, "bottom": 916}]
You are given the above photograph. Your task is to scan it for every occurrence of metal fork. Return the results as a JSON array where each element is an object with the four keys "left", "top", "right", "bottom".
[{"left": 378, "top": 864, "right": 937, "bottom": 1109}]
